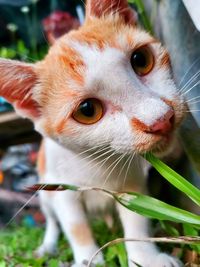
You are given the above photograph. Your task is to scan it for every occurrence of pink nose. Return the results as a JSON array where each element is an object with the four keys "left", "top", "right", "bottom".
[{"left": 146, "top": 109, "right": 175, "bottom": 135}]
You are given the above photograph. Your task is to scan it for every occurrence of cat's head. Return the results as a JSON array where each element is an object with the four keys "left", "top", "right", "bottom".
[{"left": 0, "top": 0, "right": 185, "bottom": 155}]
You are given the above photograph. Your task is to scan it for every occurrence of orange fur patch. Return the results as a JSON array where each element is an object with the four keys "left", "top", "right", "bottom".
[
  {"left": 58, "top": 44, "right": 85, "bottom": 86},
  {"left": 55, "top": 116, "right": 75, "bottom": 135},
  {"left": 70, "top": 23, "right": 117, "bottom": 50},
  {"left": 131, "top": 118, "right": 149, "bottom": 132},
  {"left": 160, "top": 51, "right": 170, "bottom": 67},
  {"left": 0, "top": 60, "right": 40, "bottom": 118},
  {"left": 71, "top": 223, "right": 93, "bottom": 246},
  {"left": 69, "top": 16, "right": 155, "bottom": 53},
  {"left": 85, "top": 0, "right": 136, "bottom": 25},
  {"left": 37, "top": 140, "right": 46, "bottom": 177}
]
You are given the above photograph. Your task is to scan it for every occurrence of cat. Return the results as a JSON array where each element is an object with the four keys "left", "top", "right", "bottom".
[{"left": 0, "top": 0, "right": 186, "bottom": 266}]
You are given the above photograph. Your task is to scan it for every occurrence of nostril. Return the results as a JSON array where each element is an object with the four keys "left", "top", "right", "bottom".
[{"left": 146, "top": 109, "right": 175, "bottom": 135}]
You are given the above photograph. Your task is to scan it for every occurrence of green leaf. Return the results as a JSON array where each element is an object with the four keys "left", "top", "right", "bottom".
[
  {"left": 144, "top": 153, "right": 200, "bottom": 206},
  {"left": 116, "top": 243, "right": 128, "bottom": 267},
  {"left": 49, "top": 259, "right": 60, "bottom": 267},
  {"left": 183, "top": 224, "right": 199, "bottom": 236},
  {"left": 128, "top": 0, "right": 153, "bottom": 33},
  {"left": 160, "top": 221, "right": 180, "bottom": 237},
  {"left": 183, "top": 224, "right": 200, "bottom": 252},
  {"left": 114, "top": 192, "right": 200, "bottom": 227}
]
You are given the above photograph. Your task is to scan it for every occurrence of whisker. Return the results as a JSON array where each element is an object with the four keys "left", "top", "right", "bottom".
[
  {"left": 182, "top": 79, "right": 200, "bottom": 97},
  {"left": 184, "top": 110, "right": 200, "bottom": 113},
  {"left": 187, "top": 100, "right": 200, "bottom": 106},
  {"left": 179, "top": 72, "right": 200, "bottom": 95},
  {"left": 57, "top": 141, "right": 110, "bottom": 169},
  {"left": 101, "top": 152, "right": 123, "bottom": 188},
  {"left": 116, "top": 153, "right": 131, "bottom": 187},
  {"left": 184, "top": 95, "right": 200, "bottom": 103},
  {"left": 102, "top": 152, "right": 126, "bottom": 189},
  {"left": 74, "top": 149, "right": 117, "bottom": 201},
  {"left": 179, "top": 70, "right": 200, "bottom": 94},
  {"left": 116, "top": 152, "right": 128, "bottom": 188},
  {"left": 122, "top": 153, "right": 134, "bottom": 190},
  {"left": 59, "top": 147, "right": 113, "bottom": 180},
  {"left": 179, "top": 57, "right": 200, "bottom": 87}
]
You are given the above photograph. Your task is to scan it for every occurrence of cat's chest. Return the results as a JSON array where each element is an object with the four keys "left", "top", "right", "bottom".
[{"left": 43, "top": 138, "right": 147, "bottom": 191}]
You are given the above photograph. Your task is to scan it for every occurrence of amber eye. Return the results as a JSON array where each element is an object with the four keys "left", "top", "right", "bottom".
[
  {"left": 131, "top": 46, "right": 154, "bottom": 76},
  {"left": 72, "top": 98, "right": 104, "bottom": 125}
]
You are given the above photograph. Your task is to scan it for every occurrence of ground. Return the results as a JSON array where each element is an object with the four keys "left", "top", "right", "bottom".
[{"left": 0, "top": 218, "right": 127, "bottom": 267}]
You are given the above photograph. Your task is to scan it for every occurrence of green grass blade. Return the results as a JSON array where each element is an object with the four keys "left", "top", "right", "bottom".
[
  {"left": 29, "top": 182, "right": 200, "bottom": 227},
  {"left": 144, "top": 153, "right": 200, "bottom": 206},
  {"left": 128, "top": 0, "right": 153, "bottom": 33},
  {"left": 114, "top": 192, "right": 200, "bottom": 227}
]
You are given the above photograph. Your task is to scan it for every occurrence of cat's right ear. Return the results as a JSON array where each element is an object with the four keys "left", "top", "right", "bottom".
[
  {"left": 85, "top": 0, "right": 137, "bottom": 25},
  {"left": 0, "top": 58, "right": 41, "bottom": 121}
]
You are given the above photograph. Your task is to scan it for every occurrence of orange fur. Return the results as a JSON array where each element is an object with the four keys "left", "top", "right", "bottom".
[
  {"left": 58, "top": 44, "right": 85, "bottom": 86},
  {"left": 70, "top": 19, "right": 119, "bottom": 50},
  {"left": 131, "top": 117, "right": 149, "bottom": 132},
  {"left": 160, "top": 51, "right": 170, "bottom": 67},
  {"left": 71, "top": 223, "right": 94, "bottom": 246},
  {"left": 85, "top": 0, "right": 136, "bottom": 25},
  {"left": 55, "top": 116, "right": 76, "bottom": 135},
  {"left": 69, "top": 16, "right": 155, "bottom": 53},
  {"left": 0, "top": 60, "right": 40, "bottom": 118},
  {"left": 37, "top": 141, "right": 46, "bottom": 178}
]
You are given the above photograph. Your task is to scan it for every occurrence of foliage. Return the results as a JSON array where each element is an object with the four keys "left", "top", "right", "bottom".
[
  {"left": 30, "top": 150, "right": 200, "bottom": 264},
  {"left": 0, "top": 219, "right": 127, "bottom": 267},
  {"left": 128, "top": 0, "right": 153, "bottom": 33}
]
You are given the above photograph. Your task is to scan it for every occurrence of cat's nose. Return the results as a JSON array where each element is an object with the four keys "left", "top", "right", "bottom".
[{"left": 145, "top": 109, "right": 175, "bottom": 135}]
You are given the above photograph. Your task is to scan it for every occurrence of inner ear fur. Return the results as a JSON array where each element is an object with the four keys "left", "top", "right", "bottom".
[
  {"left": 0, "top": 58, "right": 40, "bottom": 119},
  {"left": 86, "top": 0, "right": 137, "bottom": 25}
]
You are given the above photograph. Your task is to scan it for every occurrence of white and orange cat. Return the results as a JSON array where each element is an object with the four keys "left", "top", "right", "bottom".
[{"left": 0, "top": 0, "right": 185, "bottom": 266}]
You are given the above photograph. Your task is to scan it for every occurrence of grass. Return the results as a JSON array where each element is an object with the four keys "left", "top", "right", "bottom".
[
  {"left": 0, "top": 219, "right": 199, "bottom": 266},
  {"left": 27, "top": 152, "right": 200, "bottom": 266},
  {"left": 0, "top": 219, "right": 127, "bottom": 267}
]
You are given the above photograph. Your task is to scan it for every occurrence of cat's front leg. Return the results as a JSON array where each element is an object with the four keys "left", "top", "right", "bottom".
[
  {"left": 50, "top": 191, "right": 104, "bottom": 266},
  {"left": 117, "top": 203, "right": 183, "bottom": 267}
]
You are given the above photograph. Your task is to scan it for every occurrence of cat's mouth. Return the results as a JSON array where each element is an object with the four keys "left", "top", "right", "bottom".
[
  {"left": 134, "top": 131, "right": 175, "bottom": 155},
  {"left": 133, "top": 102, "right": 186, "bottom": 155},
  {"left": 150, "top": 133, "right": 174, "bottom": 154}
]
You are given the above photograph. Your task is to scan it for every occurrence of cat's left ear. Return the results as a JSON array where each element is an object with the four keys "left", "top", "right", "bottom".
[
  {"left": 0, "top": 58, "right": 41, "bottom": 120},
  {"left": 85, "top": 0, "right": 137, "bottom": 25}
]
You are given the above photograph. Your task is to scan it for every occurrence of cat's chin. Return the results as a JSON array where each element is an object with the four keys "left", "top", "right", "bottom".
[
  {"left": 135, "top": 133, "right": 176, "bottom": 157},
  {"left": 150, "top": 134, "right": 176, "bottom": 157}
]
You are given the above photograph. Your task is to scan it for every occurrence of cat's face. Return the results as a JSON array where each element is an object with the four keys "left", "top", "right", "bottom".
[{"left": 0, "top": 0, "right": 185, "bottom": 155}]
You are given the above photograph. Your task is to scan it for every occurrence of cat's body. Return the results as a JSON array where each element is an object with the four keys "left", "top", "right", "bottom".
[
  {"left": 37, "top": 137, "right": 180, "bottom": 267},
  {"left": 0, "top": 0, "right": 186, "bottom": 266},
  {"left": 37, "top": 137, "right": 148, "bottom": 265}
]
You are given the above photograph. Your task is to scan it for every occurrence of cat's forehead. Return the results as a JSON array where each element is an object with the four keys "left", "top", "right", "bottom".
[
  {"left": 43, "top": 17, "right": 157, "bottom": 91},
  {"left": 49, "top": 16, "right": 155, "bottom": 62}
]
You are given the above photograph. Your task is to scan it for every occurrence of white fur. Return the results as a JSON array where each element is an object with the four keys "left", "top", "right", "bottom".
[{"left": 34, "top": 15, "right": 184, "bottom": 267}]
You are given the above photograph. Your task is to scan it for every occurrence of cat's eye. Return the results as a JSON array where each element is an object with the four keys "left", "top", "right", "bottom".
[
  {"left": 72, "top": 98, "right": 104, "bottom": 125},
  {"left": 131, "top": 46, "right": 154, "bottom": 76}
]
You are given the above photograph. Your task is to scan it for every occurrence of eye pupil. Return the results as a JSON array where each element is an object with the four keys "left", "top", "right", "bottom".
[
  {"left": 132, "top": 52, "right": 147, "bottom": 68},
  {"left": 72, "top": 98, "right": 103, "bottom": 125},
  {"left": 130, "top": 46, "right": 154, "bottom": 76},
  {"left": 80, "top": 100, "right": 95, "bottom": 117}
]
